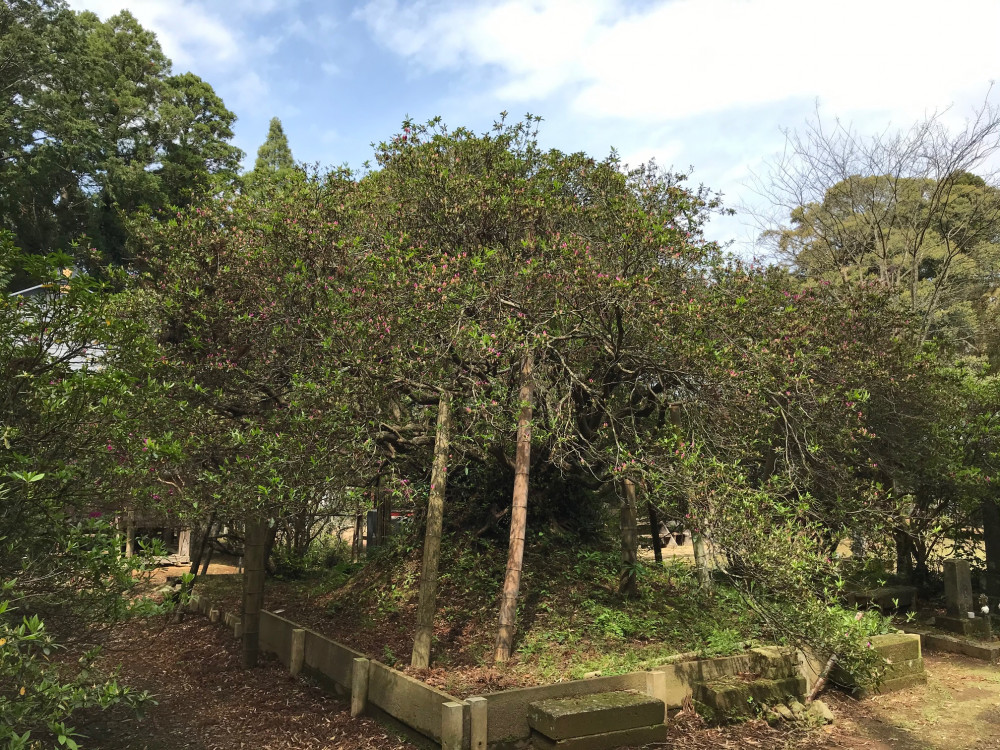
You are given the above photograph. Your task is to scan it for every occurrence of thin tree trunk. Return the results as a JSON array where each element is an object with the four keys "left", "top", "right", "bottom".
[
  {"left": 693, "top": 532, "right": 712, "bottom": 591},
  {"left": 377, "top": 473, "right": 392, "bottom": 545},
  {"left": 894, "top": 529, "right": 913, "bottom": 584},
  {"left": 199, "top": 531, "right": 216, "bottom": 576},
  {"left": 647, "top": 500, "right": 663, "bottom": 565},
  {"left": 125, "top": 511, "right": 136, "bottom": 559},
  {"left": 495, "top": 352, "right": 534, "bottom": 664},
  {"left": 411, "top": 392, "right": 451, "bottom": 668},
  {"left": 619, "top": 479, "right": 639, "bottom": 597},
  {"left": 242, "top": 516, "right": 268, "bottom": 668},
  {"left": 188, "top": 513, "right": 216, "bottom": 577},
  {"left": 983, "top": 499, "right": 1000, "bottom": 601}
]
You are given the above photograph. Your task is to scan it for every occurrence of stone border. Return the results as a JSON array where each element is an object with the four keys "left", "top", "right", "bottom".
[
  {"left": 906, "top": 628, "right": 1000, "bottom": 664},
  {"left": 188, "top": 594, "right": 469, "bottom": 749},
  {"left": 187, "top": 594, "right": 919, "bottom": 749}
]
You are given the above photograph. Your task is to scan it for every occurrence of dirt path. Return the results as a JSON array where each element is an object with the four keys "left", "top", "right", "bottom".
[
  {"left": 823, "top": 653, "right": 1000, "bottom": 749},
  {"left": 78, "top": 617, "right": 417, "bottom": 750}
]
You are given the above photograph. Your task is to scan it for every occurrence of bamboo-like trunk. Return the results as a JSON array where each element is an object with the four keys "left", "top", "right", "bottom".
[
  {"left": 495, "top": 352, "right": 534, "bottom": 664},
  {"left": 411, "top": 392, "right": 452, "bottom": 668},
  {"left": 241, "top": 515, "right": 268, "bottom": 668},
  {"left": 619, "top": 479, "right": 639, "bottom": 597}
]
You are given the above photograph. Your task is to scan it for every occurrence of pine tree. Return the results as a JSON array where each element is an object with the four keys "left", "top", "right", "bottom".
[{"left": 254, "top": 117, "right": 295, "bottom": 173}]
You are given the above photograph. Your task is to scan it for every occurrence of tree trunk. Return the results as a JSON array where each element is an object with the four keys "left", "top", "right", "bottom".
[
  {"left": 376, "top": 473, "right": 392, "bottom": 546},
  {"left": 647, "top": 500, "right": 663, "bottom": 565},
  {"left": 619, "top": 479, "right": 639, "bottom": 597},
  {"left": 188, "top": 513, "right": 216, "bottom": 577},
  {"left": 125, "top": 511, "right": 136, "bottom": 559},
  {"left": 495, "top": 352, "right": 534, "bottom": 664},
  {"left": 983, "top": 499, "right": 1000, "bottom": 601},
  {"left": 199, "top": 530, "right": 216, "bottom": 576},
  {"left": 241, "top": 515, "right": 268, "bottom": 668},
  {"left": 894, "top": 529, "right": 913, "bottom": 584},
  {"left": 411, "top": 392, "right": 451, "bottom": 668},
  {"left": 693, "top": 532, "right": 712, "bottom": 591}
]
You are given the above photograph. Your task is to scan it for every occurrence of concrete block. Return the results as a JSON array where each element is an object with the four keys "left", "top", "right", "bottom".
[
  {"left": 869, "top": 633, "right": 921, "bottom": 662},
  {"left": 467, "top": 696, "right": 487, "bottom": 750},
  {"left": 367, "top": 659, "right": 461, "bottom": 743},
  {"left": 351, "top": 657, "right": 369, "bottom": 717},
  {"left": 645, "top": 671, "right": 667, "bottom": 721},
  {"left": 259, "top": 611, "right": 294, "bottom": 666},
  {"left": 530, "top": 724, "right": 665, "bottom": 750},
  {"left": 527, "top": 692, "right": 664, "bottom": 740},
  {"left": 233, "top": 618, "right": 243, "bottom": 639},
  {"left": 441, "top": 701, "right": 466, "bottom": 750},
  {"left": 290, "top": 628, "right": 305, "bottom": 676},
  {"left": 302, "top": 628, "right": 366, "bottom": 691},
  {"left": 208, "top": 608, "right": 220, "bottom": 623}
]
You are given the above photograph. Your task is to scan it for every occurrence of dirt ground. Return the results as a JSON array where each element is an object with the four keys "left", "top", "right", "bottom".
[
  {"left": 823, "top": 652, "right": 1000, "bottom": 750},
  {"left": 75, "top": 615, "right": 1000, "bottom": 750},
  {"left": 78, "top": 616, "right": 417, "bottom": 750}
]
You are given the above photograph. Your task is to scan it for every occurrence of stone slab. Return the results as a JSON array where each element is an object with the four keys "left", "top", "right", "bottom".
[
  {"left": 530, "top": 724, "right": 665, "bottom": 750},
  {"left": 693, "top": 676, "right": 807, "bottom": 714},
  {"left": 527, "top": 692, "right": 663, "bottom": 741},
  {"left": 485, "top": 672, "right": 647, "bottom": 745},
  {"left": 748, "top": 647, "right": 798, "bottom": 679},
  {"left": 935, "top": 615, "right": 991, "bottom": 639},
  {"left": 852, "top": 672, "right": 928, "bottom": 698},
  {"left": 882, "top": 657, "right": 924, "bottom": 681}
]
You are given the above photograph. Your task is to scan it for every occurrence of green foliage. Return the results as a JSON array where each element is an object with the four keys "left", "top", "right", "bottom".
[
  {"left": 0, "top": 1, "right": 242, "bottom": 269},
  {"left": 252, "top": 117, "right": 296, "bottom": 176},
  {"left": 0, "top": 594, "right": 153, "bottom": 750}
]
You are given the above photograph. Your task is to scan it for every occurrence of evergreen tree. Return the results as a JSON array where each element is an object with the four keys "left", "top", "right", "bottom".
[{"left": 253, "top": 117, "right": 295, "bottom": 174}]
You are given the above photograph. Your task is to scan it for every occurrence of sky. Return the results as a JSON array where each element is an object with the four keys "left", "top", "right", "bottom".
[{"left": 68, "top": 0, "right": 1000, "bottom": 251}]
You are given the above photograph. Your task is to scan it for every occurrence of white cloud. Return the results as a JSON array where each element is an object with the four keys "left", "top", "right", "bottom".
[
  {"left": 358, "top": 0, "right": 1000, "bottom": 123},
  {"left": 70, "top": 0, "right": 243, "bottom": 70}
]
